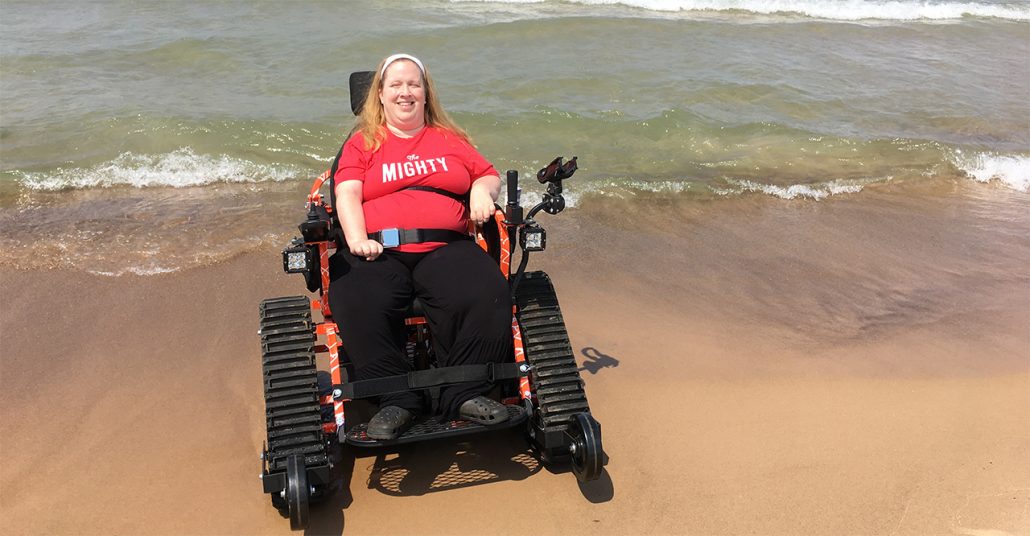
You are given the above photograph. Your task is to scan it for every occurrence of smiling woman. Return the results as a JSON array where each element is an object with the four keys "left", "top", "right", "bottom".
[
  {"left": 328, "top": 52, "right": 508, "bottom": 440},
  {"left": 378, "top": 55, "right": 426, "bottom": 135}
]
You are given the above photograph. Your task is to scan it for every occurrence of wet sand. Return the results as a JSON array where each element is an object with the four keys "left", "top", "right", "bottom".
[{"left": 2, "top": 183, "right": 1028, "bottom": 535}]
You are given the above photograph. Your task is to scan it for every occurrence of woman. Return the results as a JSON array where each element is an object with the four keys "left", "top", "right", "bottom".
[{"left": 329, "top": 53, "right": 512, "bottom": 440}]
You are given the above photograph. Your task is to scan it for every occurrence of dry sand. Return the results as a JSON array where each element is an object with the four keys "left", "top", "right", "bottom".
[{"left": 2, "top": 185, "right": 1028, "bottom": 535}]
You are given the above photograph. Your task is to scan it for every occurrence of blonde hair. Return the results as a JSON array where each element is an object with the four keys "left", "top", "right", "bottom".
[{"left": 354, "top": 55, "right": 472, "bottom": 152}]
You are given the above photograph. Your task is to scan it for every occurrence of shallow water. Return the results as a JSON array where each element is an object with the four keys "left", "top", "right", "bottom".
[{"left": 1, "top": 0, "right": 1028, "bottom": 274}]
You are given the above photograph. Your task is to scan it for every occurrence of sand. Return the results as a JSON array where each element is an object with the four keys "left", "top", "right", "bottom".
[{"left": 2, "top": 185, "right": 1028, "bottom": 535}]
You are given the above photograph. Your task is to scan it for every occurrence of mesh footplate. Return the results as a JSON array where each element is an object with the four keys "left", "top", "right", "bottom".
[{"left": 345, "top": 405, "right": 526, "bottom": 447}]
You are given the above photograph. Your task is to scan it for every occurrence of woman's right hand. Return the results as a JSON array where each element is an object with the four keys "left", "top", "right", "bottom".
[{"left": 349, "top": 239, "right": 383, "bottom": 261}]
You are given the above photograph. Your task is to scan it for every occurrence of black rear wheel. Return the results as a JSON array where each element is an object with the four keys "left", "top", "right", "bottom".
[
  {"left": 286, "top": 454, "right": 310, "bottom": 530},
  {"left": 568, "top": 413, "right": 603, "bottom": 482}
]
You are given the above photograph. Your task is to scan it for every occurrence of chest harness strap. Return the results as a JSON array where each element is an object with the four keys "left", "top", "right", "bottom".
[{"left": 401, "top": 185, "right": 469, "bottom": 203}]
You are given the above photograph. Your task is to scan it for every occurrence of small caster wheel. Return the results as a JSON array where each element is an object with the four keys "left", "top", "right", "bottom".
[
  {"left": 286, "top": 455, "right": 310, "bottom": 530},
  {"left": 568, "top": 413, "right": 603, "bottom": 482}
]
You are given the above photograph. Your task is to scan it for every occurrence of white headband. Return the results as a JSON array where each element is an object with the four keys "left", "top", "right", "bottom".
[{"left": 381, "top": 53, "right": 425, "bottom": 77}]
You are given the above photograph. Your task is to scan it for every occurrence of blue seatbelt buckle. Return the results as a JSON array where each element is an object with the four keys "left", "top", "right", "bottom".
[{"left": 379, "top": 228, "right": 401, "bottom": 248}]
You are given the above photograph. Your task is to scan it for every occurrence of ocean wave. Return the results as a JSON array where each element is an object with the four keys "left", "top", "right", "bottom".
[
  {"left": 504, "top": 187, "right": 582, "bottom": 209},
  {"left": 713, "top": 178, "right": 870, "bottom": 199},
  {"left": 502, "top": 176, "right": 715, "bottom": 207},
  {"left": 0, "top": 227, "right": 289, "bottom": 277},
  {"left": 17, "top": 148, "right": 302, "bottom": 191},
  {"left": 513, "top": 176, "right": 867, "bottom": 204},
  {"left": 950, "top": 150, "right": 1030, "bottom": 192},
  {"left": 454, "top": 0, "right": 1030, "bottom": 21}
]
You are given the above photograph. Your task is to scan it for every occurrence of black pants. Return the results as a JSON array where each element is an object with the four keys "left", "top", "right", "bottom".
[{"left": 327, "top": 240, "right": 512, "bottom": 417}]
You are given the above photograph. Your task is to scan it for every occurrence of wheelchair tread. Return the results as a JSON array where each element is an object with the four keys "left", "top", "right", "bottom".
[
  {"left": 515, "top": 271, "right": 594, "bottom": 442},
  {"left": 259, "top": 297, "right": 328, "bottom": 476}
]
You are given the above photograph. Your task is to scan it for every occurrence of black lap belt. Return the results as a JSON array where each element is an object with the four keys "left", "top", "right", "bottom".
[
  {"left": 332, "top": 362, "right": 526, "bottom": 400},
  {"left": 368, "top": 228, "right": 470, "bottom": 248}
]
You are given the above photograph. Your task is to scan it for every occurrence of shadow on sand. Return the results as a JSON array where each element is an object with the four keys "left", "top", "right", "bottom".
[
  {"left": 304, "top": 428, "right": 537, "bottom": 534},
  {"left": 366, "top": 427, "right": 540, "bottom": 496},
  {"left": 579, "top": 347, "right": 620, "bottom": 375},
  {"left": 303, "top": 351, "right": 617, "bottom": 533},
  {"left": 304, "top": 426, "right": 614, "bottom": 534}
]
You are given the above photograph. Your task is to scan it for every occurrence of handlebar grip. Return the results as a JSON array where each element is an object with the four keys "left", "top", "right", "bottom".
[{"left": 506, "top": 170, "right": 518, "bottom": 204}]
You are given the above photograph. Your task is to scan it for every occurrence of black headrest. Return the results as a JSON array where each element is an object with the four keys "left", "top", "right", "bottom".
[{"left": 349, "top": 71, "right": 375, "bottom": 115}]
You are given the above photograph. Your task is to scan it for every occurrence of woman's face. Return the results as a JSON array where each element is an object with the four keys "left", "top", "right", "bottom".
[{"left": 379, "top": 60, "right": 426, "bottom": 132}]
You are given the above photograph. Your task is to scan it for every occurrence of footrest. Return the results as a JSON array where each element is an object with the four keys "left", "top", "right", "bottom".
[{"left": 344, "top": 405, "right": 526, "bottom": 447}]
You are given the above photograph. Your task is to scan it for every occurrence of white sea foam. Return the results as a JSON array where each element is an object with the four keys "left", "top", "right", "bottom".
[
  {"left": 18, "top": 148, "right": 300, "bottom": 191},
  {"left": 501, "top": 177, "right": 711, "bottom": 207},
  {"left": 503, "top": 187, "right": 581, "bottom": 209},
  {"left": 510, "top": 176, "right": 865, "bottom": 204},
  {"left": 456, "top": 0, "right": 1030, "bottom": 21},
  {"left": 88, "top": 265, "right": 179, "bottom": 277},
  {"left": 590, "top": 178, "right": 697, "bottom": 196},
  {"left": 951, "top": 151, "right": 1030, "bottom": 192},
  {"left": 714, "top": 178, "right": 867, "bottom": 199}
]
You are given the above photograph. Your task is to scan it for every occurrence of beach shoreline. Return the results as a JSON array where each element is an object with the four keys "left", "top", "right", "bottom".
[
  {"left": 4, "top": 1, "right": 1029, "bottom": 532},
  {"left": 2, "top": 184, "right": 1027, "bottom": 535}
]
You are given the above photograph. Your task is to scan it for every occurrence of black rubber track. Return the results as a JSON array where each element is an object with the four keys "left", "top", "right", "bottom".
[
  {"left": 259, "top": 296, "right": 328, "bottom": 474},
  {"left": 514, "top": 272, "right": 591, "bottom": 434}
]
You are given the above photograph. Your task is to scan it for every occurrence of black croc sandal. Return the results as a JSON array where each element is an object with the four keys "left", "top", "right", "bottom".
[
  {"left": 366, "top": 406, "right": 416, "bottom": 440},
  {"left": 458, "top": 396, "right": 510, "bottom": 425}
]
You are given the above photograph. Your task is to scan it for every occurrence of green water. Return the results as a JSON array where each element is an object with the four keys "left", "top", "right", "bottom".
[{"left": 1, "top": 0, "right": 1028, "bottom": 273}]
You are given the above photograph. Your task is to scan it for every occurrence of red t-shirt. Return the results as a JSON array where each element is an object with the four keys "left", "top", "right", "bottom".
[{"left": 334, "top": 126, "right": 497, "bottom": 253}]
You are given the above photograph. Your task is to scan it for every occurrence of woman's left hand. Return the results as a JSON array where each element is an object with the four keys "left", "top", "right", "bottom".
[
  {"left": 469, "top": 190, "right": 494, "bottom": 225},
  {"left": 469, "top": 175, "right": 501, "bottom": 226}
]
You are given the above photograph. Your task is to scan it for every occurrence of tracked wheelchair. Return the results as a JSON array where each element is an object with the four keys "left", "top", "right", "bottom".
[{"left": 257, "top": 71, "right": 604, "bottom": 530}]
